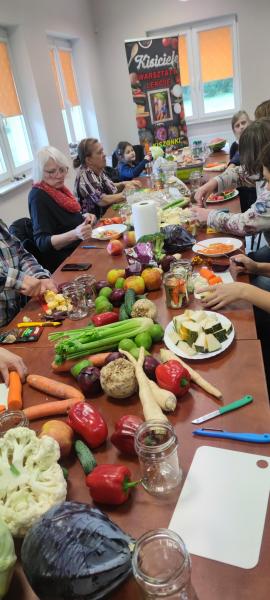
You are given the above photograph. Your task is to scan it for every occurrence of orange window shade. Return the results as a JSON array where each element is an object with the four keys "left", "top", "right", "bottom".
[
  {"left": 49, "top": 49, "right": 64, "bottom": 109},
  {"left": 58, "top": 50, "right": 79, "bottom": 107},
  {"left": 178, "top": 36, "right": 189, "bottom": 87},
  {"left": 199, "top": 27, "right": 233, "bottom": 83},
  {"left": 0, "top": 42, "right": 21, "bottom": 117}
]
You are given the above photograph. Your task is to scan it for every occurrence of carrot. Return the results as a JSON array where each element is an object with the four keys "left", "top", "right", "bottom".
[
  {"left": 199, "top": 267, "right": 214, "bottom": 281},
  {"left": 209, "top": 276, "right": 222, "bottom": 285},
  {"left": 26, "top": 374, "right": 84, "bottom": 400},
  {"left": 24, "top": 397, "right": 82, "bottom": 421},
  {"left": 0, "top": 404, "right": 6, "bottom": 413},
  {"left": 160, "top": 349, "right": 222, "bottom": 400},
  {"left": 8, "top": 371, "right": 22, "bottom": 410},
  {"left": 51, "top": 353, "right": 111, "bottom": 373},
  {"left": 51, "top": 359, "right": 79, "bottom": 373},
  {"left": 88, "top": 353, "right": 111, "bottom": 367}
]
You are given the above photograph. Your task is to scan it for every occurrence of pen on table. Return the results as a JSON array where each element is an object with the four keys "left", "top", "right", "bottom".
[{"left": 81, "top": 245, "right": 103, "bottom": 249}]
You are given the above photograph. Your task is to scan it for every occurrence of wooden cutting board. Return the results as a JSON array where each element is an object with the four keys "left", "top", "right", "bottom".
[{"left": 169, "top": 446, "right": 270, "bottom": 568}]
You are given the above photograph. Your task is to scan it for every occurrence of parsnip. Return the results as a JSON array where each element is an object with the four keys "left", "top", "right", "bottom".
[
  {"left": 148, "top": 380, "right": 177, "bottom": 412},
  {"left": 160, "top": 349, "right": 222, "bottom": 399},
  {"left": 122, "top": 349, "right": 168, "bottom": 422}
]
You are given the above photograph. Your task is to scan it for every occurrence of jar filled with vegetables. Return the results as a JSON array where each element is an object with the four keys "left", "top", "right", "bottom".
[
  {"left": 170, "top": 259, "right": 193, "bottom": 294},
  {"left": 132, "top": 528, "right": 197, "bottom": 599},
  {"left": 164, "top": 269, "right": 189, "bottom": 309},
  {"left": 134, "top": 420, "right": 182, "bottom": 495}
]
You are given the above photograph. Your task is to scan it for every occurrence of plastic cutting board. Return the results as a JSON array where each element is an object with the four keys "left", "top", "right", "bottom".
[{"left": 169, "top": 446, "right": 270, "bottom": 568}]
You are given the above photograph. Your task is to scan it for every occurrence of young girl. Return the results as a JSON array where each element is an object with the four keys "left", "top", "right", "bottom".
[
  {"left": 116, "top": 141, "right": 152, "bottom": 181},
  {"left": 229, "top": 110, "right": 251, "bottom": 166}
]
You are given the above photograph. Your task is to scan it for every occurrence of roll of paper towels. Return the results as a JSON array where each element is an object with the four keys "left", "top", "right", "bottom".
[{"left": 132, "top": 200, "right": 160, "bottom": 240}]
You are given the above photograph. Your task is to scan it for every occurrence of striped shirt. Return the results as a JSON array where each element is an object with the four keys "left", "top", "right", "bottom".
[{"left": 0, "top": 220, "right": 50, "bottom": 327}]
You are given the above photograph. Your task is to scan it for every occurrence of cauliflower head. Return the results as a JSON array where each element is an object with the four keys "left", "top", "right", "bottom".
[{"left": 0, "top": 427, "right": 67, "bottom": 537}]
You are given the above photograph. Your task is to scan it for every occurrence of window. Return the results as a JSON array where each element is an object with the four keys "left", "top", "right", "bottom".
[
  {"left": 0, "top": 38, "right": 33, "bottom": 183},
  {"left": 149, "top": 16, "right": 240, "bottom": 122},
  {"left": 49, "top": 41, "right": 86, "bottom": 145}
]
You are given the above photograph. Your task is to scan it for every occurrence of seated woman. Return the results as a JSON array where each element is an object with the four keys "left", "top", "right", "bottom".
[
  {"left": 116, "top": 141, "right": 152, "bottom": 181},
  {"left": 228, "top": 110, "right": 251, "bottom": 167},
  {"left": 29, "top": 147, "right": 95, "bottom": 273},
  {"left": 74, "top": 138, "right": 140, "bottom": 219}
]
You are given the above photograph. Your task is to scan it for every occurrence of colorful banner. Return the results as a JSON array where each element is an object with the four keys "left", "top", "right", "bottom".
[{"left": 125, "top": 36, "right": 188, "bottom": 150}]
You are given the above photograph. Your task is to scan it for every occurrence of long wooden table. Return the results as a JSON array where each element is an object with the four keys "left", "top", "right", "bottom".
[{"left": 5, "top": 156, "right": 270, "bottom": 600}]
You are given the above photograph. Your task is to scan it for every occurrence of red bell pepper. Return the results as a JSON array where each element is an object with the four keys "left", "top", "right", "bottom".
[
  {"left": 86, "top": 464, "right": 140, "bottom": 505},
  {"left": 156, "top": 360, "right": 191, "bottom": 398},
  {"left": 111, "top": 414, "right": 143, "bottom": 456},
  {"left": 67, "top": 402, "right": 108, "bottom": 448},
  {"left": 91, "top": 312, "right": 119, "bottom": 327}
]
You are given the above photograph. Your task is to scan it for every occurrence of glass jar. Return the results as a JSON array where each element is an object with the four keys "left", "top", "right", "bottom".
[
  {"left": 134, "top": 421, "right": 182, "bottom": 495},
  {"left": 132, "top": 529, "right": 198, "bottom": 599},
  {"left": 74, "top": 275, "right": 96, "bottom": 310},
  {"left": 0, "top": 411, "right": 29, "bottom": 436},
  {"left": 151, "top": 171, "right": 164, "bottom": 191},
  {"left": 170, "top": 260, "right": 193, "bottom": 295},
  {"left": 119, "top": 204, "right": 132, "bottom": 222},
  {"left": 164, "top": 270, "right": 189, "bottom": 309},
  {"left": 189, "top": 171, "right": 201, "bottom": 194},
  {"left": 62, "top": 283, "right": 89, "bottom": 320}
]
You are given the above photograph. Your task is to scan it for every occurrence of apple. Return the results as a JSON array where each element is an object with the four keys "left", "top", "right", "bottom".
[
  {"left": 123, "top": 231, "right": 136, "bottom": 247},
  {"left": 107, "top": 240, "right": 123, "bottom": 256},
  {"left": 39, "top": 420, "right": 74, "bottom": 457},
  {"left": 162, "top": 38, "right": 171, "bottom": 47},
  {"left": 141, "top": 267, "right": 163, "bottom": 291},
  {"left": 171, "top": 38, "right": 178, "bottom": 50},
  {"left": 124, "top": 275, "right": 145, "bottom": 294}
]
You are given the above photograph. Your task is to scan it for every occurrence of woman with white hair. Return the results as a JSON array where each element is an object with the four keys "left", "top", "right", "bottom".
[{"left": 29, "top": 146, "right": 96, "bottom": 272}]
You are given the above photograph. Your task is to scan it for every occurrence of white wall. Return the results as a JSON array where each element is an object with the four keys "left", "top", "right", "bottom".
[
  {"left": 90, "top": 0, "right": 270, "bottom": 153},
  {"left": 0, "top": 0, "right": 102, "bottom": 224}
]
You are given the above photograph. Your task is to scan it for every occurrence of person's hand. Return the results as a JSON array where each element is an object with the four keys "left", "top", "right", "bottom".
[
  {"left": 75, "top": 221, "right": 93, "bottom": 241},
  {"left": 200, "top": 282, "right": 246, "bottom": 310},
  {"left": 145, "top": 153, "right": 152, "bottom": 162},
  {"left": 194, "top": 180, "right": 217, "bottom": 205},
  {"left": 230, "top": 254, "right": 259, "bottom": 275},
  {"left": 20, "top": 275, "right": 43, "bottom": 297},
  {"left": 190, "top": 206, "right": 211, "bottom": 225},
  {"left": 83, "top": 213, "right": 97, "bottom": 226},
  {"left": 38, "top": 279, "right": 57, "bottom": 296},
  {"left": 124, "top": 180, "right": 141, "bottom": 190},
  {"left": 0, "top": 348, "right": 28, "bottom": 385}
]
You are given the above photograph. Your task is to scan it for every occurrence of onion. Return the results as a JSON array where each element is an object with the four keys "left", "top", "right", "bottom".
[
  {"left": 109, "top": 289, "right": 125, "bottom": 307},
  {"left": 160, "top": 255, "right": 176, "bottom": 272},
  {"left": 77, "top": 367, "right": 101, "bottom": 397},
  {"left": 95, "top": 280, "right": 109, "bottom": 293},
  {"left": 143, "top": 356, "right": 160, "bottom": 381},
  {"left": 104, "top": 352, "right": 126, "bottom": 365}
]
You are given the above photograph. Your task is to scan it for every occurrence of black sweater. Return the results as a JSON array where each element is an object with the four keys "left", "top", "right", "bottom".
[{"left": 28, "top": 188, "right": 83, "bottom": 272}]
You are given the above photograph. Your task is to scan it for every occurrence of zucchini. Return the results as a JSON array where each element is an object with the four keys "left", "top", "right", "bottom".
[
  {"left": 75, "top": 440, "right": 97, "bottom": 475},
  {"left": 213, "top": 328, "right": 227, "bottom": 343},
  {"left": 124, "top": 289, "right": 136, "bottom": 316},
  {"left": 194, "top": 332, "right": 208, "bottom": 353},
  {"left": 177, "top": 340, "right": 196, "bottom": 356},
  {"left": 119, "top": 303, "right": 129, "bottom": 321},
  {"left": 180, "top": 320, "right": 200, "bottom": 345},
  {"left": 224, "top": 323, "right": 233, "bottom": 336},
  {"left": 206, "top": 334, "right": 221, "bottom": 353}
]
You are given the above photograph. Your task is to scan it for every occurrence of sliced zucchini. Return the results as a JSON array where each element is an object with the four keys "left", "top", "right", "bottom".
[
  {"left": 194, "top": 332, "right": 208, "bottom": 353},
  {"left": 213, "top": 328, "right": 227, "bottom": 343},
  {"left": 168, "top": 330, "right": 181, "bottom": 346},
  {"left": 177, "top": 340, "right": 197, "bottom": 356},
  {"left": 224, "top": 322, "right": 233, "bottom": 336},
  {"left": 206, "top": 333, "right": 221, "bottom": 353},
  {"left": 179, "top": 320, "right": 200, "bottom": 345}
]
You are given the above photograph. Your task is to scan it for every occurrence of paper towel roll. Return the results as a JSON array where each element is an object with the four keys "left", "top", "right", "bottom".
[{"left": 132, "top": 200, "right": 160, "bottom": 240}]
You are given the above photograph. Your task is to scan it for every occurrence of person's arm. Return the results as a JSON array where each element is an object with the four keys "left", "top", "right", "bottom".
[
  {"left": 0, "top": 348, "right": 28, "bottom": 385},
  {"left": 118, "top": 159, "right": 147, "bottom": 181},
  {"left": 230, "top": 254, "right": 270, "bottom": 277},
  {"left": 201, "top": 282, "right": 270, "bottom": 313}
]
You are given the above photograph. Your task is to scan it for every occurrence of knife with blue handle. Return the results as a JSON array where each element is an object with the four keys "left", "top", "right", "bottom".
[{"left": 193, "top": 430, "right": 270, "bottom": 443}]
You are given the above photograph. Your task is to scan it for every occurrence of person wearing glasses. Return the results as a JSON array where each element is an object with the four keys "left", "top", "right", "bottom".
[
  {"left": 74, "top": 138, "right": 141, "bottom": 219},
  {"left": 28, "top": 147, "right": 96, "bottom": 272}
]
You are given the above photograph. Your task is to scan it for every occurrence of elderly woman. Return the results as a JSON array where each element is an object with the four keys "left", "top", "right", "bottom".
[
  {"left": 29, "top": 147, "right": 96, "bottom": 272},
  {"left": 74, "top": 138, "right": 140, "bottom": 219}
]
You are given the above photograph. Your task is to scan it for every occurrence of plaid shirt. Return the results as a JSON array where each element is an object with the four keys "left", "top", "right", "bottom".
[{"left": 0, "top": 220, "right": 50, "bottom": 327}]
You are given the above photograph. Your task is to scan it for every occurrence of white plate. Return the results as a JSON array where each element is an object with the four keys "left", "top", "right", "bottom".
[
  {"left": 164, "top": 311, "right": 235, "bottom": 360},
  {"left": 91, "top": 224, "right": 127, "bottom": 240},
  {"left": 192, "top": 237, "right": 242, "bottom": 257},
  {"left": 206, "top": 190, "right": 238, "bottom": 203}
]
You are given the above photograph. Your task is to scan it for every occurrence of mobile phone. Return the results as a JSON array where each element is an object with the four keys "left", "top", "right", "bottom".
[{"left": 61, "top": 263, "right": 92, "bottom": 271}]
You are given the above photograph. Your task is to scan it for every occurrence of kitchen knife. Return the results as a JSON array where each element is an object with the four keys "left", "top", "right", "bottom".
[
  {"left": 193, "top": 429, "right": 270, "bottom": 443},
  {"left": 191, "top": 395, "right": 253, "bottom": 424}
]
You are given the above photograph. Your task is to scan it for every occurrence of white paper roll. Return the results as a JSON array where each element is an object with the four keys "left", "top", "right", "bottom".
[{"left": 132, "top": 200, "right": 160, "bottom": 241}]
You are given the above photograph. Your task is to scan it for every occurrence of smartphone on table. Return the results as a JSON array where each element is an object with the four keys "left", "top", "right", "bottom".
[{"left": 61, "top": 263, "right": 92, "bottom": 271}]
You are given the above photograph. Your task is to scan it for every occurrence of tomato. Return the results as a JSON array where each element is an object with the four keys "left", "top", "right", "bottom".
[
  {"left": 136, "top": 117, "right": 147, "bottom": 129},
  {"left": 171, "top": 38, "right": 178, "bottom": 50},
  {"left": 162, "top": 38, "right": 171, "bottom": 47}
]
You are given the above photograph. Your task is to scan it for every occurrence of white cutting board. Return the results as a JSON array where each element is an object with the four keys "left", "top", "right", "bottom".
[{"left": 169, "top": 446, "right": 270, "bottom": 568}]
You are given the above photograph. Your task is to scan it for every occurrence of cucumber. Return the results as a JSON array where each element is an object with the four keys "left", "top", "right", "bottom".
[
  {"left": 124, "top": 289, "right": 136, "bottom": 316},
  {"left": 119, "top": 303, "right": 129, "bottom": 321},
  {"left": 75, "top": 440, "right": 97, "bottom": 475}
]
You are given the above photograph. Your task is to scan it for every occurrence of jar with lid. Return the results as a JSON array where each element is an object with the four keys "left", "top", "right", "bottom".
[
  {"left": 132, "top": 528, "right": 198, "bottom": 599},
  {"left": 134, "top": 420, "right": 182, "bottom": 495},
  {"left": 164, "top": 269, "right": 189, "bottom": 309},
  {"left": 170, "top": 260, "right": 194, "bottom": 294}
]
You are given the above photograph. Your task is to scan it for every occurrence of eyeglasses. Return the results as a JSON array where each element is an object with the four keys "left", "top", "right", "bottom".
[{"left": 44, "top": 166, "right": 68, "bottom": 177}]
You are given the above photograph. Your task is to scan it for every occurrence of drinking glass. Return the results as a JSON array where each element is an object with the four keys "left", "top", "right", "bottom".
[
  {"left": 62, "top": 283, "right": 88, "bottom": 320},
  {"left": 74, "top": 275, "right": 96, "bottom": 310}
]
